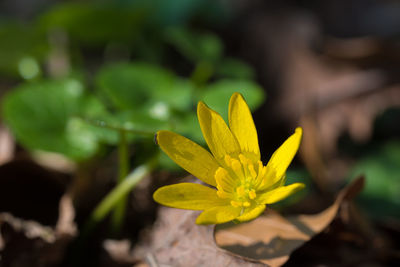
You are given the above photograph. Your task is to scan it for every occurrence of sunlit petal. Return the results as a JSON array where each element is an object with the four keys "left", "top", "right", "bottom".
[
  {"left": 197, "top": 101, "right": 240, "bottom": 163},
  {"left": 229, "top": 92, "right": 260, "bottom": 161},
  {"left": 196, "top": 205, "right": 241, "bottom": 225},
  {"left": 235, "top": 204, "right": 266, "bottom": 223},
  {"left": 257, "top": 183, "right": 305, "bottom": 204},
  {"left": 153, "top": 183, "right": 228, "bottom": 210},
  {"left": 263, "top": 127, "right": 302, "bottom": 187},
  {"left": 157, "top": 130, "right": 219, "bottom": 186}
]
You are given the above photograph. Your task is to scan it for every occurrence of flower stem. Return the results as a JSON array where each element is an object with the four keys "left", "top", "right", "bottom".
[
  {"left": 84, "top": 163, "right": 152, "bottom": 235},
  {"left": 110, "top": 129, "right": 129, "bottom": 234},
  {"left": 83, "top": 117, "right": 154, "bottom": 136},
  {"left": 74, "top": 163, "right": 152, "bottom": 266}
]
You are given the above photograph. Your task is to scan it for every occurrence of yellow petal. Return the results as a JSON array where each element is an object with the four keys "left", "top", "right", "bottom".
[
  {"left": 196, "top": 205, "right": 241, "bottom": 225},
  {"left": 229, "top": 93, "right": 260, "bottom": 161},
  {"left": 153, "top": 183, "right": 228, "bottom": 210},
  {"left": 197, "top": 101, "right": 240, "bottom": 162},
  {"left": 257, "top": 183, "right": 305, "bottom": 204},
  {"left": 264, "top": 127, "right": 303, "bottom": 186},
  {"left": 215, "top": 167, "right": 235, "bottom": 193},
  {"left": 157, "top": 130, "right": 219, "bottom": 186},
  {"left": 235, "top": 204, "right": 266, "bottom": 223}
]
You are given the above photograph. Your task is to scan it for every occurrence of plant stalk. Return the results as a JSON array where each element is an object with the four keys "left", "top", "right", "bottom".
[{"left": 111, "top": 130, "right": 129, "bottom": 234}]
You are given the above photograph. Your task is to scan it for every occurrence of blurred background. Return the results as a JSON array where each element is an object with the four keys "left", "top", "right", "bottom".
[{"left": 0, "top": 0, "right": 399, "bottom": 266}]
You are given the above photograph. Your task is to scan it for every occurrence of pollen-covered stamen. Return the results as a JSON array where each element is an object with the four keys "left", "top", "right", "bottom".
[
  {"left": 236, "top": 185, "right": 246, "bottom": 197},
  {"left": 220, "top": 153, "right": 268, "bottom": 207},
  {"left": 238, "top": 154, "right": 249, "bottom": 177},
  {"left": 230, "top": 200, "right": 242, "bottom": 207},
  {"left": 230, "top": 200, "right": 251, "bottom": 207},
  {"left": 247, "top": 162, "right": 257, "bottom": 178},
  {"left": 224, "top": 154, "right": 231, "bottom": 167},
  {"left": 224, "top": 154, "right": 245, "bottom": 182},
  {"left": 249, "top": 189, "right": 256, "bottom": 199},
  {"left": 232, "top": 180, "right": 257, "bottom": 202},
  {"left": 231, "top": 159, "right": 245, "bottom": 179},
  {"left": 218, "top": 154, "right": 272, "bottom": 207}
]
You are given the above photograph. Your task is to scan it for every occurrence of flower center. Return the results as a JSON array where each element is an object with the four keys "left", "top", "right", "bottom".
[{"left": 214, "top": 153, "right": 267, "bottom": 208}]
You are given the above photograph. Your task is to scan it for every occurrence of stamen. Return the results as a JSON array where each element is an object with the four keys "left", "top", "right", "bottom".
[
  {"left": 238, "top": 154, "right": 248, "bottom": 165},
  {"left": 224, "top": 154, "right": 232, "bottom": 167},
  {"left": 248, "top": 163, "right": 257, "bottom": 178},
  {"left": 230, "top": 200, "right": 242, "bottom": 207},
  {"left": 215, "top": 167, "right": 226, "bottom": 181},
  {"left": 238, "top": 154, "right": 251, "bottom": 179},
  {"left": 225, "top": 154, "right": 261, "bottom": 208},
  {"left": 231, "top": 159, "right": 244, "bottom": 178},
  {"left": 249, "top": 189, "right": 256, "bottom": 199},
  {"left": 236, "top": 185, "right": 246, "bottom": 197}
]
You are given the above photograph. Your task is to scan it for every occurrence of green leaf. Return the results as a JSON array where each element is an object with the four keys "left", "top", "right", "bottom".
[
  {"left": 96, "top": 62, "right": 174, "bottom": 109},
  {"left": 173, "top": 112, "right": 204, "bottom": 145},
  {"left": 123, "top": 109, "right": 171, "bottom": 133},
  {"left": 76, "top": 104, "right": 120, "bottom": 146},
  {"left": 349, "top": 141, "right": 400, "bottom": 219},
  {"left": 37, "top": 3, "right": 147, "bottom": 46},
  {"left": 215, "top": 58, "right": 255, "bottom": 79},
  {"left": 151, "top": 78, "right": 194, "bottom": 111},
  {"left": 148, "top": 0, "right": 228, "bottom": 26},
  {"left": 96, "top": 62, "right": 193, "bottom": 112},
  {"left": 84, "top": 108, "right": 170, "bottom": 145},
  {"left": 164, "top": 27, "right": 223, "bottom": 63},
  {"left": 0, "top": 22, "right": 47, "bottom": 77},
  {"left": 199, "top": 79, "right": 265, "bottom": 120},
  {"left": 2, "top": 78, "right": 99, "bottom": 161}
]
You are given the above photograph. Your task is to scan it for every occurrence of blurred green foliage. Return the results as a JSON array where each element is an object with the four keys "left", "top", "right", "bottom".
[
  {"left": 96, "top": 62, "right": 193, "bottom": 111},
  {"left": 2, "top": 79, "right": 98, "bottom": 160},
  {"left": 165, "top": 27, "right": 223, "bottom": 64},
  {"left": 350, "top": 141, "right": 400, "bottom": 219},
  {"left": 0, "top": 0, "right": 230, "bottom": 76},
  {"left": 0, "top": 0, "right": 265, "bottom": 171},
  {"left": 338, "top": 108, "right": 400, "bottom": 220},
  {"left": 0, "top": 0, "right": 399, "bottom": 229},
  {"left": 37, "top": 3, "right": 147, "bottom": 46},
  {"left": 0, "top": 22, "right": 47, "bottom": 77}
]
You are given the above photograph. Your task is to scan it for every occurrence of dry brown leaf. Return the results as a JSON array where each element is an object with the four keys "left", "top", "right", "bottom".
[
  {"left": 215, "top": 176, "right": 365, "bottom": 267},
  {"left": 0, "top": 126, "right": 14, "bottom": 166},
  {"left": 0, "top": 194, "right": 77, "bottom": 267},
  {"left": 0, "top": 159, "right": 68, "bottom": 226},
  {"left": 101, "top": 239, "right": 140, "bottom": 267},
  {"left": 32, "top": 151, "right": 77, "bottom": 173},
  {"left": 136, "top": 208, "right": 265, "bottom": 267},
  {"left": 136, "top": 177, "right": 364, "bottom": 267},
  {"left": 56, "top": 194, "right": 77, "bottom": 235}
]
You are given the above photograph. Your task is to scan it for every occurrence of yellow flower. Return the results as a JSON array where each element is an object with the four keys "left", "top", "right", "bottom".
[{"left": 153, "top": 93, "right": 305, "bottom": 224}]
